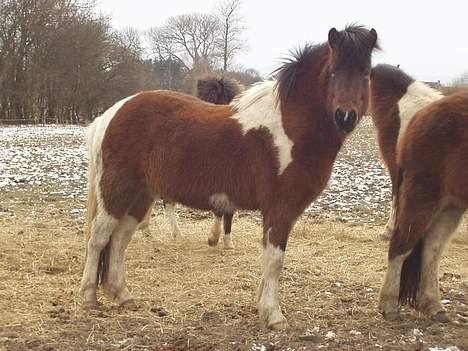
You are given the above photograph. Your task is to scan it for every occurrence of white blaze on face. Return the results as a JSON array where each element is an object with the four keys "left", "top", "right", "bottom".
[
  {"left": 231, "top": 81, "right": 294, "bottom": 175},
  {"left": 397, "top": 82, "right": 443, "bottom": 145}
]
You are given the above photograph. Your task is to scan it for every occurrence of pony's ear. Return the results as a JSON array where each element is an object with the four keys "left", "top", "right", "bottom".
[
  {"left": 328, "top": 28, "right": 339, "bottom": 49},
  {"left": 369, "top": 28, "right": 378, "bottom": 48}
]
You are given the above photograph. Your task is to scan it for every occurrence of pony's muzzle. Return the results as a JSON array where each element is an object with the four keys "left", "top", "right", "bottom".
[{"left": 334, "top": 108, "right": 357, "bottom": 133}]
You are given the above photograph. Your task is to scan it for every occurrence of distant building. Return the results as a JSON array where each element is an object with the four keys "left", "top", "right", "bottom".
[{"left": 422, "top": 80, "right": 443, "bottom": 90}]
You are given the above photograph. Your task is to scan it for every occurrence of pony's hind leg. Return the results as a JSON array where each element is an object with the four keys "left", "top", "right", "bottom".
[
  {"left": 416, "top": 206, "right": 463, "bottom": 322},
  {"left": 137, "top": 205, "right": 153, "bottom": 236},
  {"left": 379, "top": 179, "right": 440, "bottom": 320},
  {"left": 103, "top": 215, "right": 139, "bottom": 306},
  {"left": 223, "top": 211, "right": 235, "bottom": 249},
  {"left": 163, "top": 200, "right": 181, "bottom": 238},
  {"left": 378, "top": 250, "right": 411, "bottom": 320},
  {"left": 207, "top": 212, "right": 223, "bottom": 247},
  {"left": 104, "top": 191, "right": 155, "bottom": 306},
  {"left": 80, "top": 208, "right": 119, "bottom": 309}
]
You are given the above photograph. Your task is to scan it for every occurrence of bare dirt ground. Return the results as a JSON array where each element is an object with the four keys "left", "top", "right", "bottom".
[{"left": 1, "top": 121, "right": 467, "bottom": 351}]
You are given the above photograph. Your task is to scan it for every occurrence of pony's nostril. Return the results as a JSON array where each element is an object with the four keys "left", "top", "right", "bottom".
[
  {"left": 334, "top": 108, "right": 345, "bottom": 123},
  {"left": 344, "top": 110, "right": 357, "bottom": 125}
]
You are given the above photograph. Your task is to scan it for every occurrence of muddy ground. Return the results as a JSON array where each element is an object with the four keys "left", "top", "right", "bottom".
[{"left": 0, "top": 121, "right": 467, "bottom": 350}]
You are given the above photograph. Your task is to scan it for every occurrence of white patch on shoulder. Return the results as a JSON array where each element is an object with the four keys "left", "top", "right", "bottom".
[
  {"left": 231, "top": 81, "right": 294, "bottom": 175},
  {"left": 209, "top": 193, "right": 235, "bottom": 213},
  {"left": 397, "top": 81, "right": 443, "bottom": 145}
]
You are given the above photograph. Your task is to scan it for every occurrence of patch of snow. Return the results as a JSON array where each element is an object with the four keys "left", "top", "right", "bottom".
[{"left": 0, "top": 120, "right": 393, "bottom": 225}]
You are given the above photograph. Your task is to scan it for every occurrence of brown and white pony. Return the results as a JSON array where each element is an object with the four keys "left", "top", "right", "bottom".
[
  {"left": 138, "top": 76, "right": 244, "bottom": 249},
  {"left": 370, "top": 65, "right": 444, "bottom": 240},
  {"left": 371, "top": 64, "right": 468, "bottom": 322},
  {"left": 80, "top": 25, "right": 378, "bottom": 330}
]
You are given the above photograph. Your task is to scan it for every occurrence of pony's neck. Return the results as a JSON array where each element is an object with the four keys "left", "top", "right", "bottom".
[
  {"left": 280, "top": 45, "right": 336, "bottom": 140},
  {"left": 398, "top": 81, "right": 444, "bottom": 140}
]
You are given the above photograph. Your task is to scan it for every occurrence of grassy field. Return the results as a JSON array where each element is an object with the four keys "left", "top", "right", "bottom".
[{"left": 0, "top": 121, "right": 467, "bottom": 350}]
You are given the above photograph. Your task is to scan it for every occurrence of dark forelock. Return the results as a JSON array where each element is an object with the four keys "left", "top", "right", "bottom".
[{"left": 332, "top": 24, "right": 380, "bottom": 68}]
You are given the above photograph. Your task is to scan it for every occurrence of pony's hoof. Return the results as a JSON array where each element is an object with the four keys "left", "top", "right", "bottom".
[
  {"left": 118, "top": 298, "right": 138, "bottom": 310},
  {"left": 268, "top": 319, "right": 289, "bottom": 331},
  {"left": 207, "top": 238, "right": 218, "bottom": 247},
  {"left": 82, "top": 301, "right": 100, "bottom": 310},
  {"left": 224, "top": 241, "right": 235, "bottom": 250},
  {"left": 261, "top": 309, "right": 289, "bottom": 331},
  {"left": 378, "top": 228, "right": 392, "bottom": 241},
  {"left": 382, "top": 310, "right": 401, "bottom": 321},
  {"left": 433, "top": 311, "right": 451, "bottom": 323}
]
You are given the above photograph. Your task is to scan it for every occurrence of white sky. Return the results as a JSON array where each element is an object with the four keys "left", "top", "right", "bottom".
[{"left": 97, "top": 0, "right": 468, "bottom": 84}]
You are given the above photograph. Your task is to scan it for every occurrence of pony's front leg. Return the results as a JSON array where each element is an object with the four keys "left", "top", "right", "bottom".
[
  {"left": 257, "top": 217, "right": 293, "bottom": 330},
  {"left": 163, "top": 201, "right": 181, "bottom": 238},
  {"left": 137, "top": 206, "right": 153, "bottom": 236},
  {"left": 208, "top": 212, "right": 223, "bottom": 246},
  {"left": 380, "top": 196, "right": 396, "bottom": 240},
  {"left": 223, "top": 211, "right": 234, "bottom": 249}
]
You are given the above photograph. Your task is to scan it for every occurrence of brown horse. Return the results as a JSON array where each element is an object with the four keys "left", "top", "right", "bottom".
[
  {"left": 371, "top": 64, "right": 468, "bottom": 322},
  {"left": 370, "top": 65, "right": 444, "bottom": 239},
  {"left": 138, "top": 76, "right": 244, "bottom": 249},
  {"left": 80, "top": 25, "right": 378, "bottom": 330}
]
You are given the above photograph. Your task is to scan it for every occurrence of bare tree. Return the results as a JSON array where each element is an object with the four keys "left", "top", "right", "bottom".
[
  {"left": 216, "top": 0, "right": 245, "bottom": 71},
  {"left": 0, "top": 0, "right": 111, "bottom": 123},
  {"left": 112, "top": 27, "right": 144, "bottom": 61},
  {"left": 0, "top": 1, "right": 255, "bottom": 124},
  {"left": 100, "top": 27, "right": 152, "bottom": 108},
  {"left": 148, "top": 13, "right": 221, "bottom": 75}
]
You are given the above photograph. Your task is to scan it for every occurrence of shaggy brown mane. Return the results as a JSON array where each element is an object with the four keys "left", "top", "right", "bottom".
[
  {"left": 274, "top": 43, "right": 328, "bottom": 104},
  {"left": 371, "top": 64, "right": 415, "bottom": 101},
  {"left": 275, "top": 25, "right": 379, "bottom": 104}
]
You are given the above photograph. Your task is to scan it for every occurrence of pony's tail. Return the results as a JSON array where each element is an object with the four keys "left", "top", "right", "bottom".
[
  {"left": 85, "top": 169, "right": 98, "bottom": 241},
  {"left": 84, "top": 120, "right": 110, "bottom": 286},
  {"left": 98, "top": 243, "right": 110, "bottom": 286},
  {"left": 85, "top": 122, "right": 98, "bottom": 242},
  {"left": 393, "top": 165, "right": 423, "bottom": 307},
  {"left": 85, "top": 171, "right": 110, "bottom": 286},
  {"left": 399, "top": 237, "right": 424, "bottom": 307}
]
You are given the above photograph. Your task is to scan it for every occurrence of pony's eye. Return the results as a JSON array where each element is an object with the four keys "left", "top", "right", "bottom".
[{"left": 363, "top": 68, "right": 371, "bottom": 77}]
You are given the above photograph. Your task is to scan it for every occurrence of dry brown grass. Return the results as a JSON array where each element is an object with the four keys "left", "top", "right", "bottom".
[{"left": 1, "top": 189, "right": 467, "bottom": 351}]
